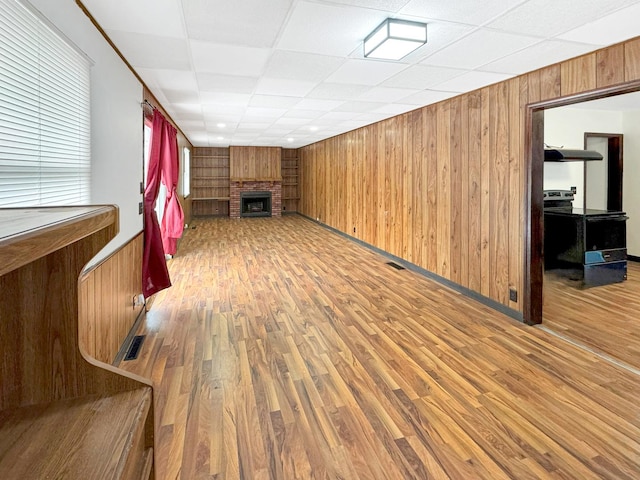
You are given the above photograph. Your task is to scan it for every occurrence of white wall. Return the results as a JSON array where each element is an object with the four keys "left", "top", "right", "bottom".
[
  {"left": 29, "top": 0, "right": 143, "bottom": 262},
  {"left": 623, "top": 110, "right": 640, "bottom": 257},
  {"left": 544, "top": 108, "right": 623, "bottom": 208}
]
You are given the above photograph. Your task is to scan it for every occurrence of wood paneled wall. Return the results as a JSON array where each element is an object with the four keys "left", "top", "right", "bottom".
[
  {"left": 300, "top": 37, "right": 640, "bottom": 315},
  {"left": 230, "top": 146, "right": 281, "bottom": 180},
  {"left": 79, "top": 233, "right": 144, "bottom": 363}
]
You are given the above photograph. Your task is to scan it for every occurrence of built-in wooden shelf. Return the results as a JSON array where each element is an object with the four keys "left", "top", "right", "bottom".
[
  {"left": 281, "top": 149, "right": 300, "bottom": 213},
  {"left": 0, "top": 206, "right": 155, "bottom": 480},
  {"left": 192, "top": 147, "right": 230, "bottom": 216}
]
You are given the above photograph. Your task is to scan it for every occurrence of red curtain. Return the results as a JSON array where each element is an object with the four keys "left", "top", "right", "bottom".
[
  {"left": 142, "top": 110, "right": 175, "bottom": 298},
  {"left": 160, "top": 121, "right": 184, "bottom": 256}
]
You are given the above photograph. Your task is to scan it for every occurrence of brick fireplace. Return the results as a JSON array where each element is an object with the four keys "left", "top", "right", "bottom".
[{"left": 230, "top": 180, "right": 281, "bottom": 219}]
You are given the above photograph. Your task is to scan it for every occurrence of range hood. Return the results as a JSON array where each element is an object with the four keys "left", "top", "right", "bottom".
[{"left": 544, "top": 148, "right": 603, "bottom": 161}]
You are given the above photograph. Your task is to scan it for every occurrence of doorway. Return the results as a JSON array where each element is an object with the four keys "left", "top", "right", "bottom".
[{"left": 526, "top": 84, "right": 640, "bottom": 369}]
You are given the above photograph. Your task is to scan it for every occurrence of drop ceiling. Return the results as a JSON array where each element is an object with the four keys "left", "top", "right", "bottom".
[{"left": 80, "top": 0, "right": 640, "bottom": 148}]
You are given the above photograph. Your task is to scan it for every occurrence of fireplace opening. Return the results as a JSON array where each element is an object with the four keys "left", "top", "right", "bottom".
[{"left": 240, "top": 191, "right": 272, "bottom": 217}]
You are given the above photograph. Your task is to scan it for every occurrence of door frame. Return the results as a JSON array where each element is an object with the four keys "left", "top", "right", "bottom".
[{"left": 524, "top": 81, "right": 640, "bottom": 325}]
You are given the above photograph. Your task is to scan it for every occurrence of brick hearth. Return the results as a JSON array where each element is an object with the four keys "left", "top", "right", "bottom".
[{"left": 230, "top": 180, "right": 281, "bottom": 218}]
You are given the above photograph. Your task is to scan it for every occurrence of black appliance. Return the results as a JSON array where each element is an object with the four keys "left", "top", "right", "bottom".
[{"left": 543, "top": 189, "right": 627, "bottom": 286}]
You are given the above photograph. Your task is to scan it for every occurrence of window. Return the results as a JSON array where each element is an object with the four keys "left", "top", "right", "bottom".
[
  {"left": 182, "top": 147, "right": 190, "bottom": 198},
  {"left": 143, "top": 119, "right": 166, "bottom": 222},
  {"left": 0, "top": 0, "right": 91, "bottom": 206}
]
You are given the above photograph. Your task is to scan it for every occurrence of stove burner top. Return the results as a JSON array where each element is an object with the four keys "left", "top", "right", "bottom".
[{"left": 543, "top": 189, "right": 574, "bottom": 209}]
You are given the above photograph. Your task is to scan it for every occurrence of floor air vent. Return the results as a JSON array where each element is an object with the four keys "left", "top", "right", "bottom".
[
  {"left": 386, "top": 261, "right": 405, "bottom": 270},
  {"left": 124, "top": 335, "right": 145, "bottom": 361}
]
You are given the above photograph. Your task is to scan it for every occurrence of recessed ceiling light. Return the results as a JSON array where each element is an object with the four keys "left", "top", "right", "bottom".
[
  {"left": 309, "top": 126, "right": 318, "bottom": 131},
  {"left": 217, "top": 136, "right": 224, "bottom": 140},
  {"left": 216, "top": 123, "right": 226, "bottom": 128},
  {"left": 287, "top": 138, "right": 294, "bottom": 142},
  {"left": 364, "top": 18, "right": 427, "bottom": 61}
]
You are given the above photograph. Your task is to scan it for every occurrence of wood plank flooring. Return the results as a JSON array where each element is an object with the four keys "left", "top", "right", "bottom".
[
  {"left": 543, "top": 262, "right": 640, "bottom": 370},
  {"left": 120, "top": 215, "right": 640, "bottom": 479}
]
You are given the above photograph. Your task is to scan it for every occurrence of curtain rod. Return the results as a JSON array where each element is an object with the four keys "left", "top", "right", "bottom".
[{"left": 141, "top": 99, "right": 155, "bottom": 110}]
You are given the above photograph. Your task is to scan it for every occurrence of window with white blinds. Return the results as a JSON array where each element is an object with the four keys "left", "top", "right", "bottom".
[{"left": 0, "top": 0, "right": 91, "bottom": 207}]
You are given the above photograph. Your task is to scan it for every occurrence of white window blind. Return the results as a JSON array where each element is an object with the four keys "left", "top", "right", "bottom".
[{"left": 0, "top": 0, "right": 91, "bottom": 207}]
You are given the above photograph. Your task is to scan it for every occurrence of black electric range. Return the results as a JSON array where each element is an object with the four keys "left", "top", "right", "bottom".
[{"left": 543, "top": 190, "right": 627, "bottom": 286}]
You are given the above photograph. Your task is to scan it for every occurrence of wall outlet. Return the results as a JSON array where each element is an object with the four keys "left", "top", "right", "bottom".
[
  {"left": 138, "top": 202, "right": 143, "bottom": 214},
  {"left": 509, "top": 288, "right": 518, "bottom": 303},
  {"left": 132, "top": 293, "right": 145, "bottom": 309}
]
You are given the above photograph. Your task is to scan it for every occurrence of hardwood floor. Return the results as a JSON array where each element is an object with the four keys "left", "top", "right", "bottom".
[
  {"left": 543, "top": 262, "right": 640, "bottom": 370},
  {"left": 120, "top": 216, "right": 640, "bottom": 479}
]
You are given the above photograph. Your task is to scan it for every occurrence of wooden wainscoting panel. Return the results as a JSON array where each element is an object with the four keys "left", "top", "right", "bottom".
[
  {"left": 79, "top": 233, "right": 144, "bottom": 364},
  {"left": 230, "top": 146, "right": 281, "bottom": 181},
  {"left": 597, "top": 44, "right": 625, "bottom": 88},
  {"left": 297, "top": 36, "right": 640, "bottom": 315},
  {"left": 624, "top": 36, "right": 640, "bottom": 81},
  {"left": 561, "top": 54, "right": 597, "bottom": 97},
  {"left": 539, "top": 64, "right": 561, "bottom": 101}
]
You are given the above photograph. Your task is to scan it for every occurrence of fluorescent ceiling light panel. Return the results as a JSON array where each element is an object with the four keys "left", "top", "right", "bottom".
[{"left": 364, "top": 19, "right": 427, "bottom": 60}]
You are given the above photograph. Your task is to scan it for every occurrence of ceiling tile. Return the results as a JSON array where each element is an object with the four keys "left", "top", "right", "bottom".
[
  {"left": 263, "top": 51, "right": 346, "bottom": 82},
  {"left": 382, "top": 64, "right": 464, "bottom": 89},
  {"left": 487, "top": 0, "right": 640, "bottom": 38},
  {"left": 199, "top": 92, "right": 251, "bottom": 107},
  {"left": 106, "top": 31, "right": 190, "bottom": 69},
  {"left": 421, "top": 28, "right": 540, "bottom": 69},
  {"left": 243, "top": 106, "right": 287, "bottom": 118},
  {"left": 357, "top": 86, "right": 421, "bottom": 102},
  {"left": 82, "top": 0, "right": 185, "bottom": 38},
  {"left": 306, "top": 83, "right": 372, "bottom": 100},
  {"left": 294, "top": 99, "right": 345, "bottom": 111},
  {"left": 481, "top": 39, "right": 601, "bottom": 75},
  {"left": 333, "top": 100, "right": 386, "bottom": 113},
  {"left": 276, "top": 1, "right": 387, "bottom": 56},
  {"left": 282, "top": 109, "right": 326, "bottom": 119},
  {"left": 399, "top": 22, "right": 476, "bottom": 62},
  {"left": 557, "top": 3, "right": 640, "bottom": 46},
  {"left": 400, "top": 0, "right": 526, "bottom": 26},
  {"left": 433, "top": 70, "right": 513, "bottom": 92},
  {"left": 139, "top": 69, "right": 198, "bottom": 91},
  {"left": 255, "top": 78, "right": 317, "bottom": 97},
  {"left": 324, "top": 59, "right": 408, "bottom": 85},
  {"left": 318, "top": 0, "right": 411, "bottom": 12},
  {"left": 196, "top": 74, "right": 259, "bottom": 94},
  {"left": 190, "top": 41, "right": 271, "bottom": 76},
  {"left": 183, "top": 0, "right": 294, "bottom": 47},
  {"left": 249, "top": 95, "right": 301, "bottom": 108},
  {"left": 162, "top": 89, "right": 200, "bottom": 103}
]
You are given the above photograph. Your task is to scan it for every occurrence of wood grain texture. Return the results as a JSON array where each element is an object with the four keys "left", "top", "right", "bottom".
[
  {"left": 543, "top": 261, "right": 640, "bottom": 370},
  {"left": 0, "top": 389, "right": 152, "bottom": 479},
  {"left": 624, "top": 37, "right": 640, "bottom": 81},
  {"left": 230, "top": 146, "right": 282, "bottom": 181},
  {"left": 0, "top": 206, "right": 155, "bottom": 479},
  {"left": 79, "top": 233, "right": 144, "bottom": 364},
  {"left": 281, "top": 148, "right": 300, "bottom": 213},
  {"left": 298, "top": 36, "right": 640, "bottom": 316},
  {"left": 191, "top": 147, "right": 230, "bottom": 216},
  {"left": 597, "top": 44, "right": 625, "bottom": 88},
  {"left": 121, "top": 216, "right": 640, "bottom": 480}
]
